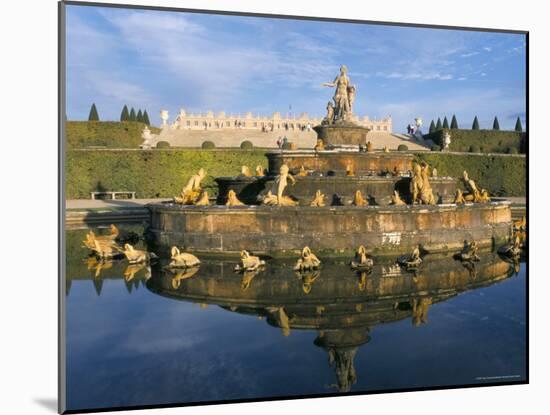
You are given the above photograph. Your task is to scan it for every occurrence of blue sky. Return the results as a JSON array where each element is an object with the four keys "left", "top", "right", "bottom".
[{"left": 66, "top": 5, "right": 526, "bottom": 132}]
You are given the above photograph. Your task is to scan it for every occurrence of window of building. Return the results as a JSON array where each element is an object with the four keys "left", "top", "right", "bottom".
[
  {"left": 253, "top": 122, "right": 257, "bottom": 127},
  {"left": 186, "top": 121, "right": 190, "bottom": 126},
  {"left": 377, "top": 126, "right": 381, "bottom": 131},
  {"left": 383, "top": 126, "right": 387, "bottom": 131},
  {"left": 194, "top": 121, "right": 198, "bottom": 126},
  {"left": 226, "top": 121, "right": 230, "bottom": 127}
]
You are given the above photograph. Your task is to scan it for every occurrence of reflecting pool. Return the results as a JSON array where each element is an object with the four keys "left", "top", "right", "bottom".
[{"left": 65, "top": 227, "right": 527, "bottom": 412}]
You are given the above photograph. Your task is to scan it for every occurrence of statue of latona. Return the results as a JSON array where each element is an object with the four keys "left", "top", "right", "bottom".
[{"left": 322, "top": 65, "right": 356, "bottom": 123}]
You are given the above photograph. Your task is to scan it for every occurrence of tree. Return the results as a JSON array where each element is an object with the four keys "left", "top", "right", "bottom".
[
  {"left": 492, "top": 116, "right": 500, "bottom": 130},
  {"left": 120, "top": 105, "right": 129, "bottom": 121},
  {"left": 137, "top": 109, "right": 143, "bottom": 123},
  {"left": 143, "top": 110, "right": 150, "bottom": 126},
  {"left": 429, "top": 120, "right": 436, "bottom": 134},
  {"left": 515, "top": 117, "right": 523, "bottom": 132},
  {"left": 435, "top": 118, "right": 442, "bottom": 130},
  {"left": 472, "top": 116, "right": 480, "bottom": 130},
  {"left": 129, "top": 107, "right": 136, "bottom": 121},
  {"left": 442, "top": 116, "right": 449, "bottom": 129},
  {"left": 88, "top": 103, "right": 99, "bottom": 121},
  {"left": 450, "top": 114, "right": 458, "bottom": 129}
]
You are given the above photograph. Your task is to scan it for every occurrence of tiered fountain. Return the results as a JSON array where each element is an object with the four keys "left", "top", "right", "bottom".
[{"left": 147, "top": 65, "right": 512, "bottom": 257}]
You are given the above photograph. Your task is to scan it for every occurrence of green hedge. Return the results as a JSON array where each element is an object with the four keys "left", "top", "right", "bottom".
[
  {"left": 416, "top": 153, "right": 526, "bottom": 196},
  {"left": 66, "top": 149, "right": 525, "bottom": 199},
  {"left": 422, "top": 128, "right": 525, "bottom": 154},
  {"left": 66, "top": 121, "right": 160, "bottom": 149},
  {"left": 66, "top": 149, "right": 267, "bottom": 199}
]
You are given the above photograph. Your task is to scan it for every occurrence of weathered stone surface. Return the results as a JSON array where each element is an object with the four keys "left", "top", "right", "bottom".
[
  {"left": 216, "top": 175, "right": 457, "bottom": 205},
  {"left": 314, "top": 125, "right": 371, "bottom": 147},
  {"left": 266, "top": 150, "right": 414, "bottom": 176},
  {"left": 147, "top": 202, "right": 512, "bottom": 257}
]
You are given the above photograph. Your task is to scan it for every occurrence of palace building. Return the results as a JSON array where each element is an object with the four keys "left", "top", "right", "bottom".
[{"left": 162, "top": 108, "right": 392, "bottom": 133}]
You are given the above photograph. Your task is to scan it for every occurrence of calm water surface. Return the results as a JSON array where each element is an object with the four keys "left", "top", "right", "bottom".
[{"left": 65, "top": 227, "right": 526, "bottom": 411}]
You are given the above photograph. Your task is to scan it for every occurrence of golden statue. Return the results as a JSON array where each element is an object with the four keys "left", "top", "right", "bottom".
[
  {"left": 462, "top": 170, "right": 479, "bottom": 196},
  {"left": 255, "top": 165, "right": 265, "bottom": 176},
  {"left": 432, "top": 168, "right": 438, "bottom": 177},
  {"left": 262, "top": 164, "right": 298, "bottom": 206},
  {"left": 352, "top": 190, "right": 368, "bottom": 206},
  {"left": 498, "top": 234, "right": 522, "bottom": 258},
  {"left": 226, "top": 189, "right": 245, "bottom": 206},
  {"left": 391, "top": 190, "right": 406, "bottom": 205},
  {"left": 454, "top": 189, "right": 466, "bottom": 204},
  {"left": 383, "top": 146, "right": 390, "bottom": 153},
  {"left": 350, "top": 245, "right": 373, "bottom": 270},
  {"left": 234, "top": 250, "right": 265, "bottom": 272},
  {"left": 398, "top": 245, "right": 422, "bottom": 269},
  {"left": 294, "top": 246, "right": 321, "bottom": 271},
  {"left": 174, "top": 168, "right": 206, "bottom": 205},
  {"left": 314, "top": 138, "right": 325, "bottom": 151},
  {"left": 194, "top": 191, "right": 210, "bottom": 206},
  {"left": 297, "top": 165, "right": 308, "bottom": 176},
  {"left": 169, "top": 267, "right": 200, "bottom": 289},
  {"left": 420, "top": 163, "right": 436, "bottom": 205},
  {"left": 455, "top": 240, "right": 480, "bottom": 262},
  {"left": 309, "top": 190, "right": 326, "bottom": 207},
  {"left": 168, "top": 246, "right": 200, "bottom": 268},
  {"left": 514, "top": 216, "right": 526, "bottom": 232},
  {"left": 82, "top": 230, "right": 120, "bottom": 259},
  {"left": 346, "top": 163, "right": 355, "bottom": 176},
  {"left": 411, "top": 163, "right": 423, "bottom": 204},
  {"left": 120, "top": 243, "right": 157, "bottom": 264},
  {"left": 475, "top": 189, "right": 491, "bottom": 203},
  {"left": 366, "top": 141, "right": 373, "bottom": 152},
  {"left": 240, "top": 165, "right": 252, "bottom": 177}
]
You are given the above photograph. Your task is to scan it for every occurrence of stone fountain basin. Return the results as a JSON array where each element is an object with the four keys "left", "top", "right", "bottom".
[
  {"left": 266, "top": 150, "right": 415, "bottom": 177},
  {"left": 147, "top": 201, "right": 512, "bottom": 257},
  {"left": 215, "top": 175, "right": 458, "bottom": 205}
]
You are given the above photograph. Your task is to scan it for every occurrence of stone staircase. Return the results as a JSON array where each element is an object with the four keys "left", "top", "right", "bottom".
[{"left": 151, "top": 128, "right": 430, "bottom": 150}]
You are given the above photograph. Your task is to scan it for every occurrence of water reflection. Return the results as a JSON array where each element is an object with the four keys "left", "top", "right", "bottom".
[
  {"left": 66, "top": 227, "right": 524, "bottom": 408},
  {"left": 141, "top": 252, "right": 514, "bottom": 392}
]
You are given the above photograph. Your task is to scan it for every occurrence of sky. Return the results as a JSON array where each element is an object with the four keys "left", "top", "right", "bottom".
[{"left": 66, "top": 5, "right": 527, "bottom": 132}]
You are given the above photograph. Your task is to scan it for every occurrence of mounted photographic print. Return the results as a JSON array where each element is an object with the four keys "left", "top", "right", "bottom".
[{"left": 59, "top": 1, "right": 528, "bottom": 413}]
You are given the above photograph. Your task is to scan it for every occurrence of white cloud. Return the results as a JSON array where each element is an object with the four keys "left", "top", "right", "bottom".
[
  {"left": 460, "top": 51, "right": 480, "bottom": 58},
  {"left": 483, "top": 47, "right": 492, "bottom": 52}
]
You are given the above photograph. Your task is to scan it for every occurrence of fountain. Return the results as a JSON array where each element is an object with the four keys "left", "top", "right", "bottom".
[{"left": 147, "top": 66, "right": 512, "bottom": 257}]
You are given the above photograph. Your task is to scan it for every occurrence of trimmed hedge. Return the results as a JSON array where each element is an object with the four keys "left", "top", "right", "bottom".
[
  {"left": 201, "top": 141, "right": 216, "bottom": 149},
  {"left": 240, "top": 140, "right": 254, "bottom": 150},
  {"left": 397, "top": 144, "right": 408, "bottom": 151},
  {"left": 66, "top": 149, "right": 525, "bottom": 199},
  {"left": 66, "top": 121, "right": 160, "bottom": 148},
  {"left": 66, "top": 149, "right": 267, "bottom": 199},
  {"left": 416, "top": 153, "right": 526, "bottom": 196},
  {"left": 422, "top": 128, "right": 525, "bottom": 154},
  {"left": 156, "top": 141, "right": 170, "bottom": 148}
]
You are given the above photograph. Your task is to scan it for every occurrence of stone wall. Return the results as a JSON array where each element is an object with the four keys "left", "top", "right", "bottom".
[{"left": 147, "top": 202, "right": 512, "bottom": 257}]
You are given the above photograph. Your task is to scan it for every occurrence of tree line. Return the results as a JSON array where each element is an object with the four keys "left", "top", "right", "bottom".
[
  {"left": 87, "top": 103, "right": 151, "bottom": 125},
  {"left": 427, "top": 114, "right": 523, "bottom": 133}
]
